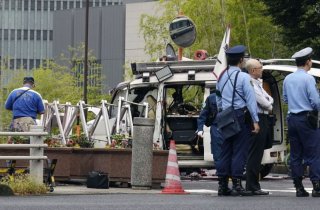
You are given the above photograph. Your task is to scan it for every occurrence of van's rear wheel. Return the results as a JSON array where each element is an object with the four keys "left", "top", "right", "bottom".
[{"left": 259, "top": 164, "right": 273, "bottom": 178}]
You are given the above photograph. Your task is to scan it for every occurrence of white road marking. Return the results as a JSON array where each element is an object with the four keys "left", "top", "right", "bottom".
[{"left": 184, "top": 188, "right": 313, "bottom": 194}]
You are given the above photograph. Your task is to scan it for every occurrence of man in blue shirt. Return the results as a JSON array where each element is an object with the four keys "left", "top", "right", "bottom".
[
  {"left": 5, "top": 77, "right": 45, "bottom": 131},
  {"left": 283, "top": 47, "right": 320, "bottom": 197},
  {"left": 197, "top": 92, "right": 223, "bottom": 162},
  {"left": 216, "top": 45, "right": 259, "bottom": 196}
]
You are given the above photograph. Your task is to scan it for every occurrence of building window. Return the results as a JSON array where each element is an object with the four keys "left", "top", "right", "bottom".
[
  {"left": 29, "top": 59, "right": 34, "bottom": 70},
  {"left": 16, "top": 59, "right": 21, "bottom": 69},
  {"left": 36, "top": 30, "right": 41, "bottom": 40},
  {"left": 43, "top": 1, "right": 48, "bottom": 11},
  {"left": 50, "top": 1, "right": 54, "bottom": 11},
  {"left": 23, "top": 29, "right": 28, "bottom": 40},
  {"left": 37, "top": 1, "right": 41, "bottom": 10},
  {"left": 11, "top": 0, "right": 15, "bottom": 10},
  {"left": 10, "top": 30, "right": 15, "bottom": 40},
  {"left": 101, "top": 0, "right": 106, "bottom": 6},
  {"left": 0, "top": 29, "right": 2, "bottom": 39},
  {"left": 43, "top": 30, "right": 48, "bottom": 40},
  {"left": 4, "top": 29, "right": 8, "bottom": 40},
  {"left": 49, "top": 30, "right": 53, "bottom": 40},
  {"left": 76, "top": 1, "right": 81, "bottom": 8},
  {"left": 24, "top": 0, "right": 29, "bottom": 10},
  {"left": 23, "top": 59, "right": 28, "bottom": 68},
  {"left": 31, "top": 0, "right": 35, "bottom": 10},
  {"left": 17, "top": 29, "right": 22, "bottom": 40},
  {"left": 95, "top": 1, "right": 100, "bottom": 7},
  {"left": 30, "top": 30, "right": 35, "bottom": 40},
  {"left": 10, "top": 59, "right": 14, "bottom": 69},
  {"left": 56, "top": 1, "right": 61, "bottom": 10},
  {"left": 18, "top": 0, "right": 22, "bottom": 10},
  {"left": 4, "top": 0, "right": 9, "bottom": 10},
  {"left": 35, "top": 59, "right": 41, "bottom": 68},
  {"left": 63, "top": 1, "right": 67, "bottom": 9}
]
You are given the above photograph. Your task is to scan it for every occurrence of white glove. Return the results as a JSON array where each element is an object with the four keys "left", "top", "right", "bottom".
[{"left": 197, "top": 131, "right": 204, "bottom": 138}]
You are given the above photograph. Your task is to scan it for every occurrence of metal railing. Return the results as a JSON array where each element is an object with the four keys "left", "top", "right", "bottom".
[{"left": 0, "top": 125, "right": 48, "bottom": 184}]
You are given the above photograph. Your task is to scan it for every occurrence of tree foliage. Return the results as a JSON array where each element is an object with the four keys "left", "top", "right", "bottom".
[
  {"left": 0, "top": 44, "right": 110, "bottom": 129},
  {"left": 140, "top": 0, "right": 289, "bottom": 60},
  {"left": 260, "top": 0, "right": 320, "bottom": 59}
]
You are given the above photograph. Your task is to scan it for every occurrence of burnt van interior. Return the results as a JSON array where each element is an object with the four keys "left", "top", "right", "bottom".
[{"left": 163, "top": 84, "right": 204, "bottom": 155}]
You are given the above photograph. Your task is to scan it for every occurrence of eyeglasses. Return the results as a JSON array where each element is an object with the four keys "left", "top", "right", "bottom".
[{"left": 254, "top": 66, "right": 263, "bottom": 70}]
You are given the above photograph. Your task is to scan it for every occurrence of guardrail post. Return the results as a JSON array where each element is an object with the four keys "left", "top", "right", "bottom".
[{"left": 29, "top": 125, "right": 45, "bottom": 184}]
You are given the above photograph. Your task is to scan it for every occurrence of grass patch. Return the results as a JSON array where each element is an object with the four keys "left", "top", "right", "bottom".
[{"left": 0, "top": 174, "right": 47, "bottom": 195}]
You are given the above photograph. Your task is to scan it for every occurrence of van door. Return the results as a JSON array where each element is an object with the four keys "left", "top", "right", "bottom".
[{"left": 162, "top": 83, "right": 205, "bottom": 156}]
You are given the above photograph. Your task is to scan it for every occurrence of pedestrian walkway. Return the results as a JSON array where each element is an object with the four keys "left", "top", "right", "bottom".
[
  {"left": 50, "top": 173, "right": 289, "bottom": 196},
  {"left": 50, "top": 185, "right": 161, "bottom": 195}
]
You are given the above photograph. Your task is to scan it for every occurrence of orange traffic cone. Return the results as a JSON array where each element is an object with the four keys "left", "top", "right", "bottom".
[{"left": 161, "top": 140, "right": 189, "bottom": 194}]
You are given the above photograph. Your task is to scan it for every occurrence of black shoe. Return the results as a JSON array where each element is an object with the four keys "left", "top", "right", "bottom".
[
  {"left": 252, "top": 189, "right": 269, "bottom": 196},
  {"left": 230, "top": 188, "right": 253, "bottom": 196},
  {"left": 296, "top": 188, "right": 309, "bottom": 197},
  {"left": 312, "top": 190, "right": 320, "bottom": 197},
  {"left": 218, "top": 188, "right": 232, "bottom": 196}
]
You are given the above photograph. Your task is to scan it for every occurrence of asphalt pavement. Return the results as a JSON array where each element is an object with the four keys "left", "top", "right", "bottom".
[{"left": 50, "top": 170, "right": 290, "bottom": 196}]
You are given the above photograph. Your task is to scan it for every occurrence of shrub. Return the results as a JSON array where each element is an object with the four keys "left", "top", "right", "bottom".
[{"left": 0, "top": 174, "right": 47, "bottom": 195}]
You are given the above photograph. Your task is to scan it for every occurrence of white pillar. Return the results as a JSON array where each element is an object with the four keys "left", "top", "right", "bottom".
[{"left": 29, "top": 125, "right": 44, "bottom": 185}]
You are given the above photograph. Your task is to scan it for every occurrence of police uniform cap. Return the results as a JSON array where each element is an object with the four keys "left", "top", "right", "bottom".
[
  {"left": 225, "top": 45, "right": 246, "bottom": 58},
  {"left": 291, "top": 47, "right": 313, "bottom": 60},
  {"left": 23, "top": 76, "right": 35, "bottom": 84}
]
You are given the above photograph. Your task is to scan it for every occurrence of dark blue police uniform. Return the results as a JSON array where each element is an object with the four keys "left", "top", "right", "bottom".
[
  {"left": 283, "top": 47, "right": 320, "bottom": 197},
  {"left": 215, "top": 45, "right": 259, "bottom": 196},
  {"left": 197, "top": 93, "right": 223, "bottom": 162}
]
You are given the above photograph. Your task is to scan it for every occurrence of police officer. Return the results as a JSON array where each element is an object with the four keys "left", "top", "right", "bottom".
[
  {"left": 216, "top": 45, "right": 260, "bottom": 196},
  {"left": 5, "top": 77, "right": 45, "bottom": 131},
  {"left": 196, "top": 92, "right": 223, "bottom": 162},
  {"left": 245, "top": 59, "right": 273, "bottom": 195},
  {"left": 283, "top": 47, "right": 320, "bottom": 197}
]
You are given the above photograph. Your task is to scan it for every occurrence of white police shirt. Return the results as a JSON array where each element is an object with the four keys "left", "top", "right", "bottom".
[
  {"left": 283, "top": 69, "right": 320, "bottom": 113},
  {"left": 217, "top": 66, "right": 259, "bottom": 123},
  {"left": 251, "top": 78, "right": 273, "bottom": 113}
]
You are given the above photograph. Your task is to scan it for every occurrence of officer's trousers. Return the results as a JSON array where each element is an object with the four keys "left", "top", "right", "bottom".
[
  {"left": 288, "top": 113, "right": 320, "bottom": 181},
  {"left": 210, "top": 124, "right": 223, "bottom": 162},
  {"left": 216, "top": 110, "right": 251, "bottom": 178}
]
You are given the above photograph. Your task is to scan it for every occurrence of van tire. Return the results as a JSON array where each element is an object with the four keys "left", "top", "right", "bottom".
[{"left": 259, "top": 164, "right": 273, "bottom": 178}]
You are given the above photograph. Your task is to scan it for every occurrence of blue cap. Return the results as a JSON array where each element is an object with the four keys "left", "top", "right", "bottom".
[
  {"left": 23, "top": 76, "right": 35, "bottom": 84},
  {"left": 291, "top": 47, "right": 313, "bottom": 59},
  {"left": 225, "top": 45, "right": 246, "bottom": 55}
]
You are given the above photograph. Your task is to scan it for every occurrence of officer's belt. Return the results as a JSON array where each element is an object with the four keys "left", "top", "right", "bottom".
[{"left": 290, "top": 111, "right": 310, "bottom": 116}]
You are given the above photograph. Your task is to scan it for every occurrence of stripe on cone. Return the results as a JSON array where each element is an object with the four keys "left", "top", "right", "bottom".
[{"left": 161, "top": 140, "right": 188, "bottom": 194}]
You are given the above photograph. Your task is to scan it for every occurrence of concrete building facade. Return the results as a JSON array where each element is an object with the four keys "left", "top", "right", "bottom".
[
  {"left": 0, "top": 0, "right": 158, "bottom": 91},
  {"left": 53, "top": 5, "right": 126, "bottom": 91},
  {"left": 0, "top": 0, "right": 123, "bottom": 70}
]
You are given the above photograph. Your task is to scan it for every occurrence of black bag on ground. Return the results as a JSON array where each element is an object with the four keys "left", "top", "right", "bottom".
[
  {"left": 216, "top": 106, "right": 241, "bottom": 139},
  {"left": 87, "top": 171, "right": 109, "bottom": 189}
]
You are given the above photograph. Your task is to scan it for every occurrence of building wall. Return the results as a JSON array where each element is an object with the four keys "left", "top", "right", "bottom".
[
  {"left": 53, "top": 6, "right": 126, "bottom": 91},
  {"left": 0, "top": 0, "right": 159, "bottom": 91},
  {"left": 125, "top": 1, "right": 159, "bottom": 63},
  {"left": 0, "top": 0, "right": 123, "bottom": 70}
]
